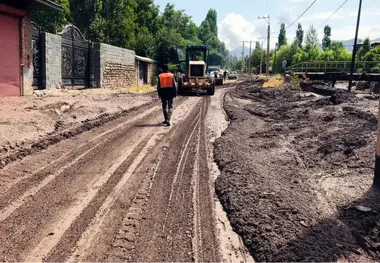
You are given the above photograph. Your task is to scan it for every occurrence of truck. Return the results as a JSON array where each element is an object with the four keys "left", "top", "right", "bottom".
[
  {"left": 207, "top": 65, "right": 224, "bottom": 85},
  {"left": 176, "top": 46, "right": 215, "bottom": 96}
]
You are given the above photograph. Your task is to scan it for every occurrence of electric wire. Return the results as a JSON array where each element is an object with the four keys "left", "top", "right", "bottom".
[
  {"left": 317, "top": 0, "right": 349, "bottom": 29},
  {"left": 286, "top": 0, "right": 317, "bottom": 29}
]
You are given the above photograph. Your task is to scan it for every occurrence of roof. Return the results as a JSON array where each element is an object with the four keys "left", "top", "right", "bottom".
[
  {"left": 135, "top": 55, "right": 156, "bottom": 63},
  {"left": 190, "top": 61, "right": 206, "bottom": 65},
  {"left": 2, "top": 0, "right": 63, "bottom": 11}
]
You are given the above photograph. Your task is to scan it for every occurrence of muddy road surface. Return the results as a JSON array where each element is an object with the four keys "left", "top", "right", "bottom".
[
  {"left": 0, "top": 87, "right": 251, "bottom": 262},
  {"left": 215, "top": 80, "right": 380, "bottom": 262}
]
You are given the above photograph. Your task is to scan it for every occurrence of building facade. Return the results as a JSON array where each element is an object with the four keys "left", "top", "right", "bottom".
[
  {"left": 135, "top": 55, "right": 157, "bottom": 86},
  {"left": 0, "top": 0, "right": 62, "bottom": 96}
]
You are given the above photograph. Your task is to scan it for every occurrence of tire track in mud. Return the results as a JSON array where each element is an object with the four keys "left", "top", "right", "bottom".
[
  {"left": 28, "top": 134, "right": 153, "bottom": 262},
  {"left": 0, "top": 94, "right": 225, "bottom": 262},
  {"left": 0, "top": 101, "right": 158, "bottom": 169},
  {"left": 0, "top": 121, "right": 154, "bottom": 261},
  {"left": 0, "top": 104, "right": 161, "bottom": 207},
  {"left": 106, "top": 103, "right": 203, "bottom": 262},
  {"left": 0, "top": 98, "right": 189, "bottom": 262},
  {"left": 108, "top": 98, "right": 221, "bottom": 262}
]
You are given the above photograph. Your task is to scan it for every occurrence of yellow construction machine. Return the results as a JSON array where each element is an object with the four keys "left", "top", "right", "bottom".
[{"left": 177, "top": 46, "right": 215, "bottom": 96}]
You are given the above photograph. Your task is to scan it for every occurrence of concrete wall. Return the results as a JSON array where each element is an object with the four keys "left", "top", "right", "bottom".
[
  {"left": 34, "top": 33, "right": 156, "bottom": 90},
  {"left": 42, "top": 32, "right": 62, "bottom": 89},
  {"left": 94, "top": 43, "right": 136, "bottom": 89}
]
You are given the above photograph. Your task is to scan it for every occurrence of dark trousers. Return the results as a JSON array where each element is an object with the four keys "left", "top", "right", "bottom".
[{"left": 161, "top": 96, "right": 174, "bottom": 122}]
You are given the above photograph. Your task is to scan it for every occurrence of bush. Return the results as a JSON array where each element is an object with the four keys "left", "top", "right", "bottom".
[
  {"left": 290, "top": 75, "right": 301, "bottom": 90},
  {"left": 168, "top": 63, "right": 179, "bottom": 73}
]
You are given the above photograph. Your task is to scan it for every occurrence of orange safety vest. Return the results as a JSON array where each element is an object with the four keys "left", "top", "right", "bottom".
[{"left": 159, "top": 73, "right": 174, "bottom": 88}]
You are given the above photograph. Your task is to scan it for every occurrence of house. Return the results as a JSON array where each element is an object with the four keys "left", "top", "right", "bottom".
[
  {"left": 356, "top": 41, "right": 380, "bottom": 50},
  {"left": 135, "top": 55, "right": 157, "bottom": 86},
  {"left": 0, "top": 0, "right": 62, "bottom": 96}
]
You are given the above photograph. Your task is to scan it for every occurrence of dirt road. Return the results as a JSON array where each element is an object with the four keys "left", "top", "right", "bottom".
[
  {"left": 0, "top": 87, "right": 251, "bottom": 262},
  {"left": 215, "top": 80, "right": 380, "bottom": 262}
]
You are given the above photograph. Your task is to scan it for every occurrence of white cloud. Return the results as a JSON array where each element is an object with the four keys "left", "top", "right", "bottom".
[
  {"left": 330, "top": 24, "right": 380, "bottom": 41},
  {"left": 218, "top": 13, "right": 267, "bottom": 50},
  {"left": 277, "top": 8, "right": 296, "bottom": 25}
]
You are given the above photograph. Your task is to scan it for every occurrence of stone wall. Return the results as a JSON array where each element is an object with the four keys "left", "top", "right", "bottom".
[
  {"left": 103, "top": 63, "right": 135, "bottom": 89},
  {"left": 95, "top": 43, "right": 136, "bottom": 89},
  {"left": 135, "top": 59, "right": 157, "bottom": 86},
  {"left": 148, "top": 63, "right": 157, "bottom": 86},
  {"left": 42, "top": 32, "right": 62, "bottom": 89}
]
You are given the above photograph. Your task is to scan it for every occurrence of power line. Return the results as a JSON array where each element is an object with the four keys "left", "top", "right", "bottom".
[
  {"left": 286, "top": 0, "right": 317, "bottom": 29},
  {"left": 317, "top": 0, "right": 349, "bottom": 29}
]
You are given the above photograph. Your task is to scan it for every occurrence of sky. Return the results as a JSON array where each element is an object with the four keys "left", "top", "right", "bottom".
[{"left": 154, "top": 0, "right": 380, "bottom": 51}]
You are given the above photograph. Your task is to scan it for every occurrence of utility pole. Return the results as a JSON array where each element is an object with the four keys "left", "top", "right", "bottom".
[
  {"left": 348, "top": 0, "right": 362, "bottom": 92},
  {"left": 258, "top": 39, "right": 265, "bottom": 75},
  {"left": 259, "top": 15, "right": 270, "bottom": 76},
  {"left": 248, "top": 41, "right": 252, "bottom": 74}
]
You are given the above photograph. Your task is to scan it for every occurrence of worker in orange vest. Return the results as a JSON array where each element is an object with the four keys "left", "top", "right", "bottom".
[{"left": 157, "top": 65, "right": 177, "bottom": 126}]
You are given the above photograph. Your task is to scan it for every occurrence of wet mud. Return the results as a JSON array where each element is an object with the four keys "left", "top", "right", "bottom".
[{"left": 214, "top": 80, "right": 380, "bottom": 261}]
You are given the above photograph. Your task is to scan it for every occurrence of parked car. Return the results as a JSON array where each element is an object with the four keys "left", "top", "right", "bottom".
[
  {"left": 208, "top": 71, "right": 221, "bottom": 78},
  {"left": 228, "top": 71, "right": 238, "bottom": 79}
]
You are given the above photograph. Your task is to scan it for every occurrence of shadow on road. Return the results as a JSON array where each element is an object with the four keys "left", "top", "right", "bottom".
[{"left": 135, "top": 124, "right": 162, "bottom": 128}]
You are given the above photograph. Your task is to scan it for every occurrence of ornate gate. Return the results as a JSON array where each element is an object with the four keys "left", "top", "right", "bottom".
[
  {"left": 60, "top": 25, "right": 89, "bottom": 87},
  {"left": 32, "top": 22, "right": 43, "bottom": 89}
]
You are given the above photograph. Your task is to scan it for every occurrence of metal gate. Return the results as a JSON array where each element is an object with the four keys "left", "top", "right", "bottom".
[
  {"left": 60, "top": 25, "right": 89, "bottom": 87},
  {"left": 31, "top": 22, "right": 43, "bottom": 89}
]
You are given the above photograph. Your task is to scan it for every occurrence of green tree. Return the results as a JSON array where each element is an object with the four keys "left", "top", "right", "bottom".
[
  {"left": 293, "top": 43, "right": 322, "bottom": 63},
  {"left": 274, "top": 45, "right": 291, "bottom": 73},
  {"left": 133, "top": 0, "right": 160, "bottom": 56},
  {"left": 247, "top": 48, "right": 265, "bottom": 70},
  {"left": 135, "top": 0, "right": 160, "bottom": 33},
  {"left": 102, "top": 0, "right": 137, "bottom": 48},
  {"left": 204, "top": 9, "right": 218, "bottom": 36},
  {"left": 358, "top": 38, "right": 371, "bottom": 60},
  {"left": 255, "top": 41, "right": 262, "bottom": 50},
  {"left": 296, "top": 23, "right": 304, "bottom": 47},
  {"left": 155, "top": 3, "right": 202, "bottom": 68},
  {"left": 198, "top": 20, "right": 213, "bottom": 45},
  {"left": 197, "top": 9, "right": 228, "bottom": 66},
  {"left": 322, "top": 25, "right": 331, "bottom": 51},
  {"left": 135, "top": 27, "right": 156, "bottom": 57},
  {"left": 363, "top": 46, "right": 380, "bottom": 72},
  {"left": 278, "top": 23, "right": 287, "bottom": 48},
  {"left": 305, "top": 25, "right": 318, "bottom": 47},
  {"left": 31, "top": 0, "right": 71, "bottom": 33},
  {"left": 321, "top": 42, "right": 350, "bottom": 61}
]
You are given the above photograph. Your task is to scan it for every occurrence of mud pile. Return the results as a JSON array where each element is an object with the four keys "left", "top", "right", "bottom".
[{"left": 215, "top": 82, "right": 380, "bottom": 261}]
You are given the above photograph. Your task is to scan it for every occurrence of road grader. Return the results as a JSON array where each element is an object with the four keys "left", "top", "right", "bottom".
[{"left": 176, "top": 45, "right": 216, "bottom": 96}]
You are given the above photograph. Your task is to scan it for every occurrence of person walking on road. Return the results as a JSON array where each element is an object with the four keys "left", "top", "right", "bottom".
[
  {"left": 223, "top": 70, "right": 227, "bottom": 81},
  {"left": 157, "top": 65, "right": 177, "bottom": 126},
  {"left": 282, "top": 58, "right": 287, "bottom": 74}
]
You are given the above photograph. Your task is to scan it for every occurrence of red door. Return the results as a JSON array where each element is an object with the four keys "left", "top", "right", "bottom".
[{"left": 0, "top": 13, "right": 20, "bottom": 96}]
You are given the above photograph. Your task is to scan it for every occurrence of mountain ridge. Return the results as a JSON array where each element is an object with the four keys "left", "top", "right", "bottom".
[{"left": 228, "top": 38, "right": 380, "bottom": 54}]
